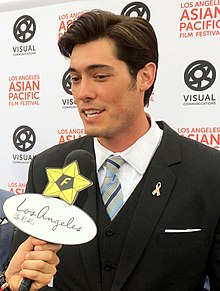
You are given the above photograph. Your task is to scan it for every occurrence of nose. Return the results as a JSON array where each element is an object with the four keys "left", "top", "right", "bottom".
[{"left": 73, "top": 77, "right": 96, "bottom": 102}]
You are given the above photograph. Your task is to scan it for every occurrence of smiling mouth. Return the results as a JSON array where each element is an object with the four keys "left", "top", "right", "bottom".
[{"left": 83, "top": 109, "right": 104, "bottom": 118}]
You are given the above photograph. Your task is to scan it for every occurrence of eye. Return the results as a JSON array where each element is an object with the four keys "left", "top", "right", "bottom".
[
  {"left": 95, "top": 74, "right": 110, "bottom": 81},
  {"left": 70, "top": 75, "right": 80, "bottom": 84},
  {"left": 97, "top": 75, "right": 105, "bottom": 79}
]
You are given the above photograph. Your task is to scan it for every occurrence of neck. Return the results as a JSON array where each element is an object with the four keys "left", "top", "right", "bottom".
[{"left": 98, "top": 116, "right": 151, "bottom": 153}]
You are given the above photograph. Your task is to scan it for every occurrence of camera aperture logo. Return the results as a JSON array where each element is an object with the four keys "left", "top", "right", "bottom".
[
  {"left": 62, "top": 70, "right": 72, "bottom": 95},
  {"left": 12, "top": 125, "right": 35, "bottom": 164},
  {"left": 61, "top": 70, "right": 77, "bottom": 110},
  {"left": 179, "top": 1, "right": 220, "bottom": 38},
  {"left": 121, "top": 2, "right": 151, "bottom": 20},
  {"left": 183, "top": 60, "right": 217, "bottom": 106},
  {"left": 13, "top": 125, "right": 36, "bottom": 152},
  {"left": 13, "top": 15, "right": 36, "bottom": 42},
  {"left": 13, "top": 15, "right": 37, "bottom": 56},
  {"left": 184, "top": 60, "right": 216, "bottom": 91}
]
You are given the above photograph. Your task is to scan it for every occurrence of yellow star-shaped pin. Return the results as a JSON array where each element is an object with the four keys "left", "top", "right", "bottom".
[{"left": 43, "top": 161, "right": 93, "bottom": 204}]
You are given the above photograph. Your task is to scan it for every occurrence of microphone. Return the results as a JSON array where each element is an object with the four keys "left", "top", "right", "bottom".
[
  {"left": 64, "top": 149, "right": 95, "bottom": 173},
  {"left": 10, "top": 150, "right": 96, "bottom": 291},
  {"left": 62, "top": 149, "right": 95, "bottom": 206},
  {"left": 18, "top": 278, "right": 32, "bottom": 291},
  {"left": 41, "top": 149, "right": 95, "bottom": 205}
]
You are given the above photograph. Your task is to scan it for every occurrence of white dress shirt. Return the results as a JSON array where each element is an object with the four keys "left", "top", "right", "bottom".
[{"left": 94, "top": 115, "right": 163, "bottom": 204}]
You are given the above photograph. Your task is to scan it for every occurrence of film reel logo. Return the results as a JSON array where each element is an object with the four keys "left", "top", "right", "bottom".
[
  {"left": 184, "top": 60, "right": 216, "bottom": 91},
  {"left": 62, "top": 70, "right": 72, "bottom": 95},
  {"left": 121, "top": 1, "right": 151, "bottom": 21},
  {"left": 13, "top": 15, "right": 36, "bottom": 43},
  {"left": 13, "top": 125, "right": 36, "bottom": 152}
]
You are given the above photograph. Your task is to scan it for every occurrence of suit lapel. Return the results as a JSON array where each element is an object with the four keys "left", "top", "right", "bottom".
[
  {"left": 112, "top": 122, "right": 182, "bottom": 290},
  {"left": 80, "top": 180, "right": 102, "bottom": 291},
  {"left": 76, "top": 141, "right": 102, "bottom": 290}
]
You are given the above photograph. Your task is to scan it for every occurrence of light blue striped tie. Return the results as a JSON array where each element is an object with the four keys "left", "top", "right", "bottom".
[{"left": 101, "top": 155, "right": 125, "bottom": 220}]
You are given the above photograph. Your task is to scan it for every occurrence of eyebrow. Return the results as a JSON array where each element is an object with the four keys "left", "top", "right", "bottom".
[{"left": 68, "top": 64, "right": 113, "bottom": 73}]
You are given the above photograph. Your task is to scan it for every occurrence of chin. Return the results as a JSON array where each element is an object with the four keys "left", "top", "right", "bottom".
[
  {"left": 84, "top": 128, "right": 109, "bottom": 138},
  {"left": 84, "top": 128, "right": 100, "bottom": 137}
]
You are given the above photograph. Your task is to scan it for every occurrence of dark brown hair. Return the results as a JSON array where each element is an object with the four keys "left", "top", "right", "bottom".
[{"left": 58, "top": 9, "right": 158, "bottom": 106}]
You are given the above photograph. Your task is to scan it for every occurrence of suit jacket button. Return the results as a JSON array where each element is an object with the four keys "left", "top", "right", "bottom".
[
  {"left": 105, "top": 228, "right": 114, "bottom": 237},
  {"left": 104, "top": 264, "right": 112, "bottom": 271}
]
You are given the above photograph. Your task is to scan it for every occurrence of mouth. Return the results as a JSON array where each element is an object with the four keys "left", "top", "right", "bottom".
[{"left": 83, "top": 109, "right": 104, "bottom": 118}]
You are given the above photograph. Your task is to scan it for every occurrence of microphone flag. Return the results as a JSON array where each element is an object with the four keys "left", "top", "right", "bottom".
[{"left": 43, "top": 160, "right": 93, "bottom": 204}]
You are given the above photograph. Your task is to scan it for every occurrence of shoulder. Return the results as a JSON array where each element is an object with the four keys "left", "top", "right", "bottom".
[
  {"left": 0, "top": 189, "right": 14, "bottom": 217},
  {"left": 32, "top": 135, "right": 94, "bottom": 169},
  {"left": 158, "top": 120, "right": 220, "bottom": 164},
  {"left": 0, "top": 189, "right": 14, "bottom": 204},
  {"left": 157, "top": 121, "right": 220, "bottom": 204}
]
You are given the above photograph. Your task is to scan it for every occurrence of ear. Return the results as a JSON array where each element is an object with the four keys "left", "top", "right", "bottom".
[{"left": 138, "top": 62, "right": 157, "bottom": 91}]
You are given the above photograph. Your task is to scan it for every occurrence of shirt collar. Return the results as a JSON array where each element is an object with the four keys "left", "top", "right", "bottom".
[{"left": 94, "top": 115, "right": 163, "bottom": 174}]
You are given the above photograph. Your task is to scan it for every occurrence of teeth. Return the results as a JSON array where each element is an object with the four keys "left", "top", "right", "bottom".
[{"left": 84, "top": 110, "right": 102, "bottom": 116}]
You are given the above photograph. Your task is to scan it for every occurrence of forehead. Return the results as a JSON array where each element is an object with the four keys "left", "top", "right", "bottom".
[{"left": 70, "top": 38, "right": 118, "bottom": 68}]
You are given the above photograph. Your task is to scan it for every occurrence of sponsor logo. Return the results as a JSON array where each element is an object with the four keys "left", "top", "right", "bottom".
[
  {"left": 179, "top": 1, "right": 220, "bottom": 38},
  {"left": 13, "top": 125, "right": 36, "bottom": 152},
  {"left": 61, "top": 97, "right": 76, "bottom": 109},
  {"left": 184, "top": 60, "right": 216, "bottom": 91},
  {"left": 56, "top": 176, "right": 74, "bottom": 190},
  {"left": 62, "top": 70, "right": 72, "bottom": 95},
  {"left": 8, "top": 182, "right": 26, "bottom": 194},
  {"left": 61, "top": 70, "right": 77, "bottom": 110},
  {"left": 121, "top": 1, "right": 151, "bottom": 20},
  {"left": 177, "top": 126, "right": 220, "bottom": 149},
  {"left": 8, "top": 74, "right": 40, "bottom": 106},
  {"left": 12, "top": 15, "right": 37, "bottom": 56},
  {"left": 13, "top": 15, "right": 36, "bottom": 42},
  {"left": 58, "top": 128, "right": 85, "bottom": 143},
  {"left": 182, "top": 60, "right": 217, "bottom": 106},
  {"left": 58, "top": 11, "right": 86, "bottom": 39},
  {"left": 12, "top": 45, "right": 36, "bottom": 56}
]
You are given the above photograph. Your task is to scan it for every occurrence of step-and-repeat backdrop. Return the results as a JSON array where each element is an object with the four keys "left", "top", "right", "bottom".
[{"left": 0, "top": 0, "right": 219, "bottom": 193}]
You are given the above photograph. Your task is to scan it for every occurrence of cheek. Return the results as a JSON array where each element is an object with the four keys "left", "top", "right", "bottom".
[
  {"left": 71, "top": 87, "right": 78, "bottom": 98},
  {"left": 104, "top": 84, "right": 128, "bottom": 104}
]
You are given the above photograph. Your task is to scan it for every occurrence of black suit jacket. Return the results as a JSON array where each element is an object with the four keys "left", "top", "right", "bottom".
[{"left": 12, "top": 122, "right": 220, "bottom": 290}]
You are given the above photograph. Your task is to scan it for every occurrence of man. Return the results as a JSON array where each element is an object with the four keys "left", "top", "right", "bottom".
[{"left": 5, "top": 9, "right": 219, "bottom": 290}]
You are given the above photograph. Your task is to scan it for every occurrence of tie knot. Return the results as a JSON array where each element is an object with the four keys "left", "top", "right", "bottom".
[{"left": 105, "top": 155, "right": 125, "bottom": 174}]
